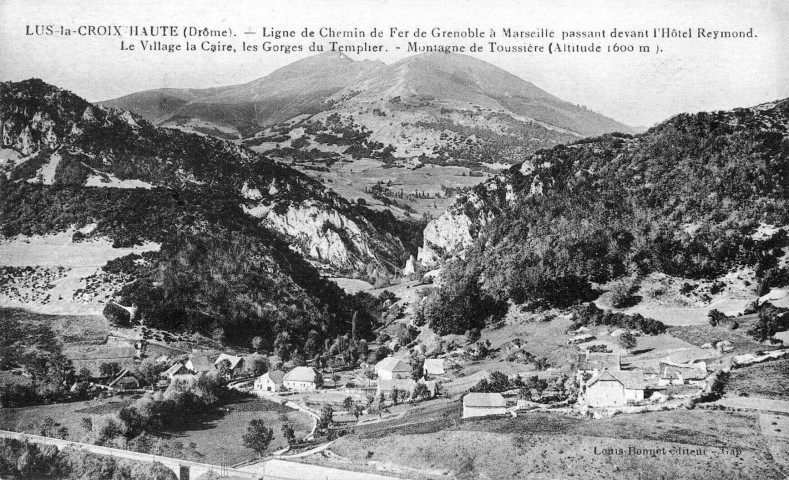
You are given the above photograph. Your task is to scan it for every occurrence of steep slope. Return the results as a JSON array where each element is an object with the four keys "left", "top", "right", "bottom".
[
  {"left": 418, "top": 98, "right": 789, "bottom": 319},
  {"left": 0, "top": 78, "right": 407, "bottom": 349},
  {"left": 341, "top": 53, "right": 630, "bottom": 137},
  {"left": 101, "top": 52, "right": 385, "bottom": 136},
  {"left": 1, "top": 79, "right": 407, "bottom": 276}
]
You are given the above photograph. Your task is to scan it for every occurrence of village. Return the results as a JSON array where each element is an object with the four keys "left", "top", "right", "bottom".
[{"left": 11, "top": 296, "right": 785, "bottom": 427}]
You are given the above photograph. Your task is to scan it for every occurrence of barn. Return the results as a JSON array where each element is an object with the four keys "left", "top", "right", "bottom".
[{"left": 462, "top": 392, "right": 507, "bottom": 418}]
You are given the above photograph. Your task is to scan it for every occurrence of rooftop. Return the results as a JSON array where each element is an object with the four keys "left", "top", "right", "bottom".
[
  {"left": 376, "top": 356, "right": 411, "bottom": 372},
  {"left": 577, "top": 353, "right": 621, "bottom": 371},
  {"left": 283, "top": 366, "right": 319, "bottom": 383},
  {"left": 463, "top": 392, "right": 506, "bottom": 408},
  {"left": 587, "top": 369, "right": 649, "bottom": 390},
  {"left": 261, "top": 370, "right": 286, "bottom": 384}
]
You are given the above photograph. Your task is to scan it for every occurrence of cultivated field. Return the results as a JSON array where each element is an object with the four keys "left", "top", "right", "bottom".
[{"left": 727, "top": 359, "right": 789, "bottom": 401}]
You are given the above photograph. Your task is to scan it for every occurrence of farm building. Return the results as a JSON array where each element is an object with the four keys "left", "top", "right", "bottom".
[
  {"left": 576, "top": 352, "right": 621, "bottom": 375},
  {"left": 658, "top": 361, "right": 708, "bottom": 386},
  {"left": 462, "top": 392, "right": 507, "bottom": 418},
  {"left": 254, "top": 370, "right": 285, "bottom": 393},
  {"left": 283, "top": 366, "right": 321, "bottom": 391},
  {"left": 585, "top": 369, "right": 648, "bottom": 407},
  {"left": 214, "top": 353, "right": 245, "bottom": 377},
  {"left": 161, "top": 362, "right": 191, "bottom": 380},
  {"left": 107, "top": 369, "right": 146, "bottom": 390},
  {"left": 66, "top": 345, "right": 138, "bottom": 376},
  {"left": 377, "top": 378, "right": 416, "bottom": 400},
  {"left": 186, "top": 355, "right": 213, "bottom": 374},
  {"left": 423, "top": 358, "right": 445, "bottom": 377},
  {"left": 375, "top": 356, "right": 411, "bottom": 380}
]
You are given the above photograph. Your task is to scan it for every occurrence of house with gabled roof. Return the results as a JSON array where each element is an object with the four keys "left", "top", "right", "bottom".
[
  {"left": 107, "top": 369, "right": 146, "bottom": 390},
  {"left": 283, "top": 366, "right": 321, "bottom": 391},
  {"left": 214, "top": 353, "right": 245, "bottom": 377},
  {"left": 186, "top": 355, "right": 213, "bottom": 374},
  {"left": 375, "top": 356, "right": 411, "bottom": 380},
  {"left": 462, "top": 392, "right": 507, "bottom": 418},
  {"left": 658, "top": 361, "right": 707, "bottom": 386},
  {"left": 254, "top": 370, "right": 285, "bottom": 393},
  {"left": 576, "top": 352, "right": 621, "bottom": 375},
  {"left": 161, "top": 362, "right": 191, "bottom": 380},
  {"left": 585, "top": 369, "right": 648, "bottom": 407}
]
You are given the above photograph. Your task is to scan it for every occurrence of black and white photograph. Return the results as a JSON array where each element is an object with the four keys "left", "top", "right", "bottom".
[{"left": 0, "top": 0, "right": 788, "bottom": 478}]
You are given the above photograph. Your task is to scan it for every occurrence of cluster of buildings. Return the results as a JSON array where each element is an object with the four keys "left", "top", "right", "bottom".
[
  {"left": 253, "top": 366, "right": 322, "bottom": 392},
  {"left": 249, "top": 355, "right": 445, "bottom": 403},
  {"left": 578, "top": 352, "right": 708, "bottom": 407},
  {"left": 460, "top": 351, "right": 710, "bottom": 419}
]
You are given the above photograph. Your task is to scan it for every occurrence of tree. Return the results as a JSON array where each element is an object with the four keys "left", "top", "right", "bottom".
[
  {"left": 251, "top": 336, "right": 264, "bottom": 352},
  {"left": 246, "top": 354, "right": 268, "bottom": 377},
  {"left": 610, "top": 281, "right": 631, "bottom": 308},
  {"left": 80, "top": 417, "right": 93, "bottom": 433},
  {"left": 317, "top": 405, "right": 334, "bottom": 433},
  {"left": 488, "top": 371, "right": 510, "bottom": 392},
  {"left": 216, "top": 359, "right": 231, "bottom": 379},
  {"left": 391, "top": 386, "right": 400, "bottom": 405},
  {"left": 281, "top": 423, "right": 295, "bottom": 444},
  {"left": 351, "top": 403, "right": 363, "bottom": 421},
  {"left": 413, "top": 383, "right": 430, "bottom": 401},
  {"left": 243, "top": 420, "right": 274, "bottom": 458},
  {"left": 618, "top": 331, "right": 637, "bottom": 353},
  {"left": 99, "top": 361, "right": 121, "bottom": 378},
  {"left": 342, "top": 396, "right": 354, "bottom": 412},
  {"left": 708, "top": 309, "right": 727, "bottom": 327},
  {"left": 748, "top": 307, "right": 782, "bottom": 342},
  {"left": 411, "top": 356, "right": 425, "bottom": 381}
]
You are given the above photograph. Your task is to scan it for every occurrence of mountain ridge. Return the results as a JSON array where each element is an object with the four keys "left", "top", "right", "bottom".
[{"left": 101, "top": 52, "right": 633, "bottom": 140}]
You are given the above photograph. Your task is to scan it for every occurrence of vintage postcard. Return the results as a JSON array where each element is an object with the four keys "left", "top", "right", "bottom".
[{"left": 0, "top": 0, "right": 787, "bottom": 478}]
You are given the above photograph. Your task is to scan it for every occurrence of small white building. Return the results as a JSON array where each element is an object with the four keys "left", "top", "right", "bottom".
[
  {"left": 462, "top": 392, "right": 507, "bottom": 418},
  {"left": 423, "top": 358, "right": 445, "bottom": 377},
  {"left": 254, "top": 370, "right": 285, "bottom": 393},
  {"left": 375, "top": 356, "right": 411, "bottom": 380},
  {"left": 283, "top": 366, "right": 321, "bottom": 391},
  {"left": 658, "top": 361, "right": 708, "bottom": 386},
  {"left": 585, "top": 370, "right": 647, "bottom": 407}
]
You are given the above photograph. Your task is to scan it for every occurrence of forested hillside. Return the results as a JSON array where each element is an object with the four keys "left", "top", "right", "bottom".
[
  {"left": 421, "top": 99, "right": 789, "bottom": 333},
  {"left": 0, "top": 79, "right": 407, "bottom": 352}
]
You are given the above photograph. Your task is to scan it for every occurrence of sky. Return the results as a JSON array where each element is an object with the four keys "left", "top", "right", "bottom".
[{"left": 1, "top": 0, "right": 787, "bottom": 128}]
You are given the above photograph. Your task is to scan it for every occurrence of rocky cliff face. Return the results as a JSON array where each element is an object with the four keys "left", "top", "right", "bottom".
[
  {"left": 243, "top": 199, "right": 404, "bottom": 274},
  {"left": 418, "top": 174, "right": 517, "bottom": 268}
]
